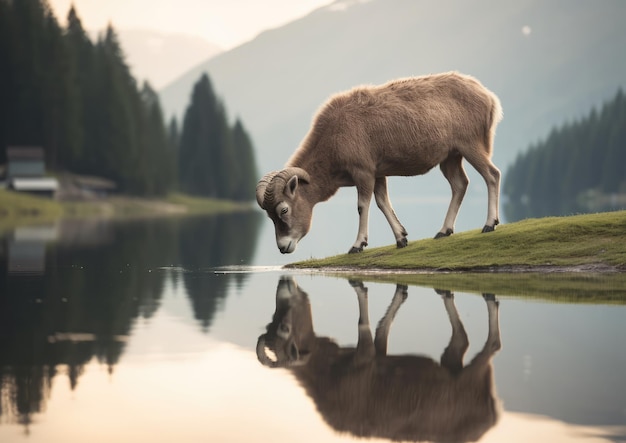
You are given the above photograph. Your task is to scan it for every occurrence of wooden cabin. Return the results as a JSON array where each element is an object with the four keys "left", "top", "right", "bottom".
[{"left": 4, "top": 146, "right": 59, "bottom": 198}]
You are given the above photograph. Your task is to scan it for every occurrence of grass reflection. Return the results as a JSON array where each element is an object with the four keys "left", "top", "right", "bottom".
[{"left": 318, "top": 272, "right": 626, "bottom": 305}]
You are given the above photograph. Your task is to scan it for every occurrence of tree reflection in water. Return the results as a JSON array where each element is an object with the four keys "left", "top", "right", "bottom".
[
  {"left": 0, "top": 211, "right": 262, "bottom": 427},
  {"left": 257, "top": 276, "right": 502, "bottom": 442}
]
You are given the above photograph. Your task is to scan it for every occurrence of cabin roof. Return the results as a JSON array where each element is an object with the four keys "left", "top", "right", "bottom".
[{"left": 6, "top": 146, "right": 45, "bottom": 161}]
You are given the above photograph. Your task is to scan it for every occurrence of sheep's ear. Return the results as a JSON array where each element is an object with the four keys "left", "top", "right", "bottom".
[{"left": 285, "top": 175, "right": 298, "bottom": 198}]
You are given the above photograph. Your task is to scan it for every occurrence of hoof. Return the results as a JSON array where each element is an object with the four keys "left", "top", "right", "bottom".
[
  {"left": 348, "top": 241, "right": 367, "bottom": 254},
  {"left": 434, "top": 228, "right": 453, "bottom": 239},
  {"left": 348, "top": 241, "right": 368, "bottom": 254},
  {"left": 397, "top": 285, "right": 409, "bottom": 300},
  {"left": 396, "top": 237, "right": 408, "bottom": 248},
  {"left": 483, "top": 293, "right": 500, "bottom": 306},
  {"left": 349, "top": 279, "right": 365, "bottom": 288},
  {"left": 435, "top": 289, "right": 454, "bottom": 299},
  {"left": 481, "top": 225, "right": 496, "bottom": 233}
]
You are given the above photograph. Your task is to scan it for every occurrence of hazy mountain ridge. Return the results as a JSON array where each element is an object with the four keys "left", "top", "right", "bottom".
[
  {"left": 160, "top": 0, "right": 626, "bottom": 184},
  {"left": 101, "top": 29, "right": 222, "bottom": 89}
]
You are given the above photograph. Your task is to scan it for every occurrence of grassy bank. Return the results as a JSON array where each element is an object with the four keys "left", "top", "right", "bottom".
[
  {"left": 289, "top": 211, "right": 626, "bottom": 272},
  {"left": 0, "top": 189, "right": 252, "bottom": 232}
]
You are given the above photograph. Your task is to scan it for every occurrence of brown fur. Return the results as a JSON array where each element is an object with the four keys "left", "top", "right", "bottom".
[
  {"left": 289, "top": 72, "right": 501, "bottom": 176},
  {"left": 257, "top": 72, "right": 503, "bottom": 253}
]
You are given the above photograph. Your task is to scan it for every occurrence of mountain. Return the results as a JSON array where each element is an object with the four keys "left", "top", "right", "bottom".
[
  {"left": 106, "top": 29, "right": 222, "bottom": 89},
  {"left": 160, "top": 0, "right": 626, "bottom": 190}
]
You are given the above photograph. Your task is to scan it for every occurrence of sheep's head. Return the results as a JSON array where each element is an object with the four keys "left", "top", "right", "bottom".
[
  {"left": 256, "top": 167, "right": 312, "bottom": 254},
  {"left": 256, "top": 276, "right": 313, "bottom": 368}
]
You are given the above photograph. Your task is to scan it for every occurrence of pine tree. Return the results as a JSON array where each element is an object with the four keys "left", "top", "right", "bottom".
[
  {"left": 167, "top": 117, "right": 180, "bottom": 189},
  {"left": 179, "top": 73, "right": 258, "bottom": 200},
  {"left": 179, "top": 74, "right": 224, "bottom": 197},
  {"left": 41, "top": 8, "right": 80, "bottom": 170},
  {"left": 95, "top": 24, "right": 140, "bottom": 190},
  {"left": 601, "top": 89, "right": 626, "bottom": 192},
  {"left": 0, "top": 0, "right": 14, "bottom": 163},
  {"left": 138, "top": 82, "right": 176, "bottom": 195},
  {"left": 64, "top": 4, "right": 94, "bottom": 171},
  {"left": 4, "top": 0, "right": 48, "bottom": 148},
  {"left": 231, "top": 118, "right": 258, "bottom": 201},
  {"left": 168, "top": 117, "right": 180, "bottom": 151}
]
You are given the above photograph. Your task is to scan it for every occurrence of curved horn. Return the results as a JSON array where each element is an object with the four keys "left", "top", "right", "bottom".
[
  {"left": 282, "top": 167, "right": 310, "bottom": 184},
  {"left": 256, "top": 334, "right": 280, "bottom": 368},
  {"left": 256, "top": 168, "right": 311, "bottom": 209},
  {"left": 256, "top": 171, "right": 279, "bottom": 209}
]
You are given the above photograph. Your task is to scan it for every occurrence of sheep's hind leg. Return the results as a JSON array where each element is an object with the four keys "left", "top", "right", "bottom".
[
  {"left": 467, "top": 294, "right": 501, "bottom": 367},
  {"left": 437, "top": 289, "right": 469, "bottom": 373},
  {"left": 374, "top": 177, "right": 408, "bottom": 248},
  {"left": 479, "top": 160, "right": 501, "bottom": 233},
  {"left": 464, "top": 148, "right": 501, "bottom": 233},
  {"left": 435, "top": 153, "right": 469, "bottom": 239}
]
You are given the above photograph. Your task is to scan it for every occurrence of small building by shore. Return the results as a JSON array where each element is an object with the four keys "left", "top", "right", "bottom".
[{"left": 2, "top": 146, "right": 59, "bottom": 198}]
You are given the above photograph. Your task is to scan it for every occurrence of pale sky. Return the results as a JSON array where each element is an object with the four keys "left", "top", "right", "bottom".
[{"left": 48, "top": 0, "right": 334, "bottom": 50}]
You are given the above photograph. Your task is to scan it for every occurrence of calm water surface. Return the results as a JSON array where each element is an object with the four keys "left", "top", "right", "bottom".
[{"left": 1, "top": 204, "right": 625, "bottom": 443}]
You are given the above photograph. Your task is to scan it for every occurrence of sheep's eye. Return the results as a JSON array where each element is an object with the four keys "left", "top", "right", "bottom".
[{"left": 280, "top": 207, "right": 288, "bottom": 216}]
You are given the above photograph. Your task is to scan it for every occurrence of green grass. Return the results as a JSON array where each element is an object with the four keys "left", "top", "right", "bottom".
[
  {"left": 289, "top": 211, "right": 626, "bottom": 271},
  {"left": 289, "top": 211, "right": 626, "bottom": 304},
  {"left": 0, "top": 189, "right": 64, "bottom": 226}
]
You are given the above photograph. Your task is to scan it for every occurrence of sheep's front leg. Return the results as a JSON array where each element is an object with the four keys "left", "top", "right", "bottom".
[
  {"left": 349, "top": 179, "right": 374, "bottom": 253},
  {"left": 374, "top": 284, "right": 408, "bottom": 356},
  {"left": 349, "top": 280, "right": 375, "bottom": 364},
  {"left": 374, "top": 177, "right": 408, "bottom": 248},
  {"left": 436, "top": 153, "right": 468, "bottom": 239}
]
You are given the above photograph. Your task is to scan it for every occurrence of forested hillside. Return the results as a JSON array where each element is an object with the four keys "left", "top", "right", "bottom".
[
  {"left": 0, "top": 0, "right": 256, "bottom": 200},
  {"left": 503, "top": 89, "right": 626, "bottom": 221}
]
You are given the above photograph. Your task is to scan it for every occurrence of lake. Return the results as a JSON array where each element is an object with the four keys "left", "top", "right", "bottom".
[{"left": 1, "top": 198, "right": 625, "bottom": 443}]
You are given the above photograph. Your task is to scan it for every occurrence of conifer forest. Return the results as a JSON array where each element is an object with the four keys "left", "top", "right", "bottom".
[
  {"left": 0, "top": 0, "right": 257, "bottom": 200},
  {"left": 503, "top": 89, "right": 626, "bottom": 220}
]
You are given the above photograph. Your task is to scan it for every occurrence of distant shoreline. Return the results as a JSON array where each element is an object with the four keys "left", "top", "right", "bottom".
[{"left": 0, "top": 189, "right": 254, "bottom": 233}]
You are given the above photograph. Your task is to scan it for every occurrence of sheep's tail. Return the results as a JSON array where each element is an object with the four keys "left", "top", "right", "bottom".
[{"left": 484, "top": 93, "right": 503, "bottom": 156}]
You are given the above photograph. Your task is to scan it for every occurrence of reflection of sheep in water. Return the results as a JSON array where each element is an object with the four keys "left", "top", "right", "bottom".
[{"left": 257, "top": 277, "right": 502, "bottom": 442}]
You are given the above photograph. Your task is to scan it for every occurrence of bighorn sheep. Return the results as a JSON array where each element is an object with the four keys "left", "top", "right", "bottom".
[
  {"left": 257, "top": 277, "right": 502, "bottom": 442},
  {"left": 256, "top": 72, "right": 503, "bottom": 254}
]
